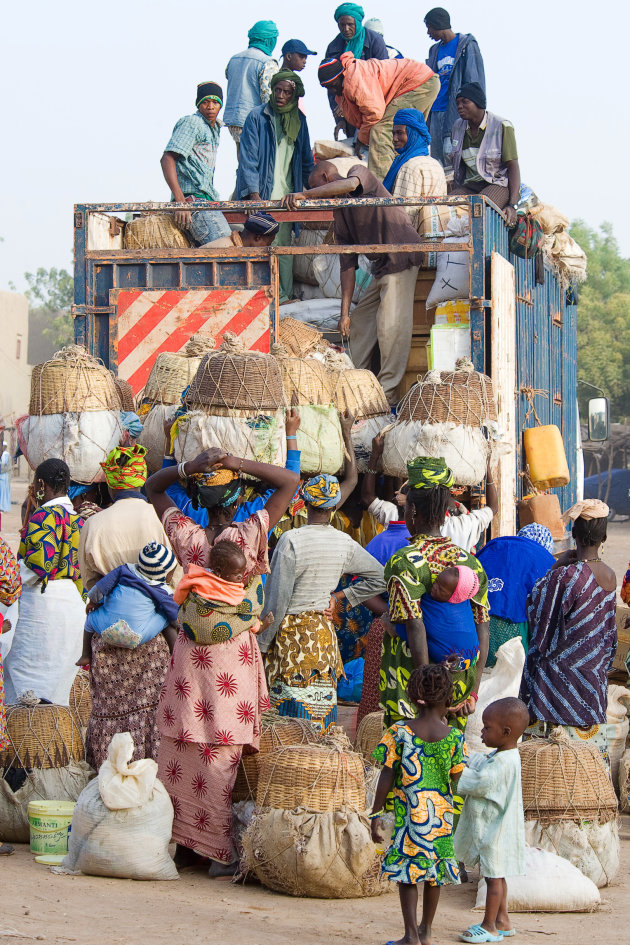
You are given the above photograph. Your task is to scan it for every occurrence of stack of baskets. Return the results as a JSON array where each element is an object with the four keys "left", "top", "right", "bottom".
[
  {"left": 324, "top": 367, "right": 391, "bottom": 474},
  {"left": 174, "top": 333, "right": 287, "bottom": 468},
  {"left": 383, "top": 357, "right": 497, "bottom": 484},
  {"left": 138, "top": 335, "right": 216, "bottom": 472},
  {"left": 0, "top": 702, "right": 93, "bottom": 843},
  {"left": 232, "top": 713, "right": 320, "bottom": 802},
  {"left": 18, "top": 346, "right": 123, "bottom": 483},
  {"left": 241, "top": 742, "right": 387, "bottom": 898},
  {"left": 273, "top": 343, "right": 345, "bottom": 475},
  {"left": 519, "top": 729, "right": 620, "bottom": 888}
]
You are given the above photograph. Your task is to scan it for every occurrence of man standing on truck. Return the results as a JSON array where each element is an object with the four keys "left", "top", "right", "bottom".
[
  {"left": 280, "top": 39, "right": 318, "bottom": 74},
  {"left": 283, "top": 162, "right": 425, "bottom": 406},
  {"left": 224, "top": 20, "right": 280, "bottom": 158},
  {"left": 160, "top": 81, "right": 231, "bottom": 246},
  {"left": 424, "top": 7, "right": 485, "bottom": 170}
]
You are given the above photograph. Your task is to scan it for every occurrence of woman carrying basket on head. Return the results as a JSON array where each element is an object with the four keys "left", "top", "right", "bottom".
[{"left": 145, "top": 444, "right": 298, "bottom": 876}]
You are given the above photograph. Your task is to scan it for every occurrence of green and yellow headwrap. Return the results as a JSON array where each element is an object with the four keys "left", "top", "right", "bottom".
[
  {"left": 407, "top": 456, "right": 454, "bottom": 491},
  {"left": 101, "top": 445, "right": 148, "bottom": 490}
]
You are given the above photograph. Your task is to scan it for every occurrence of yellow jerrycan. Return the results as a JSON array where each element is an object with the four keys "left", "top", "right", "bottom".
[{"left": 523, "top": 424, "right": 570, "bottom": 490}]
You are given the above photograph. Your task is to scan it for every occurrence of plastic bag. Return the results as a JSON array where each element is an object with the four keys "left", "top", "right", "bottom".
[
  {"left": 337, "top": 658, "right": 364, "bottom": 703},
  {"left": 465, "top": 638, "right": 525, "bottom": 755},
  {"left": 295, "top": 405, "right": 345, "bottom": 475},
  {"left": 98, "top": 732, "right": 158, "bottom": 810}
]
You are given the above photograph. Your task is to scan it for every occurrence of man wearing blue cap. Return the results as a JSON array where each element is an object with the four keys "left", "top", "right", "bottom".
[
  {"left": 202, "top": 211, "right": 280, "bottom": 249},
  {"left": 281, "top": 39, "right": 318, "bottom": 72}
]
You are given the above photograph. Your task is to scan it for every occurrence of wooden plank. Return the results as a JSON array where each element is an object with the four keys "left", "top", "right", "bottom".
[{"left": 490, "top": 252, "right": 517, "bottom": 537}]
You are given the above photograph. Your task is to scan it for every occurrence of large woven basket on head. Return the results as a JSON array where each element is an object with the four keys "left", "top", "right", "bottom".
[
  {"left": 0, "top": 704, "right": 85, "bottom": 770},
  {"left": 399, "top": 358, "right": 497, "bottom": 427},
  {"left": 233, "top": 713, "right": 320, "bottom": 802},
  {"left": 186, "top": 332, "right": 286, "bottom": 411},
  {"left": 278, "top": 317, "right": 324, "bottom": 358},
  {"left": 29, "top": 346, "right": 120, "bottom": 416},
  {"left": 354, "top": 711, "right": 385, "bottom": 764},
  {"left": 143, "top": 335, "right": 216, "bottom": 405},
  {"left": 271, "top": 344, "right": 333, "bottom": 406},
  {"left": 256, "top": 743, "right": 366, "bottom": 812},
  {"left": 123, "top": 213, "right": 191, "bottom": 250},
  {"left": 327, "top": 368, "right": 390, "bottom": 420},
  {"left": 69, "top": 671, "right": 92, "bottom": 733},
  {"left": 113, "top": 376, "right": 135, "bottom": 412},
  {"left": 519, "top": 728, "right": 618, "bottom": 825}
]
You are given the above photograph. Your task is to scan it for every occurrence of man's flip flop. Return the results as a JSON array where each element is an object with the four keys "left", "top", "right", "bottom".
[{"left": 460, "top": 926, "right": 502, "bottom": 943}]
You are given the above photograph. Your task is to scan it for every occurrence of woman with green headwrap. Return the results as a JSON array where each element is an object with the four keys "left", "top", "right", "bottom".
[
  {"left": 380, "top": 457, "right": 489, "bottom": 737},
  {"left": 235, "top": 69, "right": 314, "bottom": 302},
  {"left": 324, "top": 3, "right": 388, "bottom": 131},
  {"left": 224, "top": 20, "right": 280, "bottom": 157}
]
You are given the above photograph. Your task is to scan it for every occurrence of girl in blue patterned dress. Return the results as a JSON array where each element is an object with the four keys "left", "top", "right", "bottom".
[{"left": 371, "top": 664, "right": 467, "bottom": 945}]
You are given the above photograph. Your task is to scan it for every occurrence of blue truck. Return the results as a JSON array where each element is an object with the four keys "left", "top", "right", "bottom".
[{"left": 73, "top": 195, "right": 582, "bottom": 534}]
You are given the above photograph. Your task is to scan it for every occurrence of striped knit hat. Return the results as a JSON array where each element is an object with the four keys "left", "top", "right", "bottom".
[{"left": 137, "top": 542, "right": 176, "bottom": 583}]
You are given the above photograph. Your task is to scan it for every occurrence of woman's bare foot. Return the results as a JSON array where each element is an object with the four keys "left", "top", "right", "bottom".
[
  {"left": 418, "top": 921, "right": 433, "bottom": 945},
  {"left": 208, "top": 859, "right": 238, "bottom": 878}
]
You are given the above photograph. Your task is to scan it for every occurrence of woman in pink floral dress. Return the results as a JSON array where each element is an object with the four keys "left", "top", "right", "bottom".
[{"left": 146, "top": 447, "right": 299, "bottom": 874}]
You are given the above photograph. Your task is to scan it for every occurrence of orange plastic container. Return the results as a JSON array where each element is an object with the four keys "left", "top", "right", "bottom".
[{"left": 523, "top": 425, "right": 570, "bottom": 490}]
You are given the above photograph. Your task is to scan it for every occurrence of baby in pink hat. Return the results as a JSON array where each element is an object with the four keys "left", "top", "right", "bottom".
[{"left": 430, "top": 565, "right": 479, "bottom": 604}]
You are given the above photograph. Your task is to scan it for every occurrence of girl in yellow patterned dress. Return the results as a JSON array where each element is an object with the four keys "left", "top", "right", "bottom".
[{"left": 371, "top": 664, "right": 467, "bottom": 945}]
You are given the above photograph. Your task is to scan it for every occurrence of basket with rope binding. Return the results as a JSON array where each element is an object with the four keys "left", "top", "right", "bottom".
[
  {"left": 354, "top": 711, "right": 385, "bottom": 765},
  {"left": 277, "top": 317, "right": 324, "bottom": 358},
  {"left": 256, "top": 743, "right": 367, "bottom": 813},
  {"left": 0, "top": 702, "right": 85, "bottom": 771},
  {"left": 29, "top": 346, "right": 120, "bottom": 416},
  {"left": 113, "top": 376, "right": 136, "bottom": 412},
  {"left": 398, "top": 358, "right": 497, "bottom": 427},
  {"left": 123, "top": 213, "right": 191, "bottom": 250},
  {"left": 271, "top": 343, "right": 334, "bottom": 406},
  {"left": 69, "top": 670, "right": 92, "bottom": 734},
  {"left": 185, "top": 333, "right": 287, "bottom": 411},
  {"left": 232, "top": 712, "right": 321, "bottom": 802},
  {"left": 326, "top": 368, "right": 390, "bottom": 421},
  {"left": 142, "top": 335, "right": 217, "bottom": 406}
]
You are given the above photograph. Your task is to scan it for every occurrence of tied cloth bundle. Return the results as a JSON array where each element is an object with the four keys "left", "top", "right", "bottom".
[
  {"left": 562, "top": 499, "right": 610, "bottom": 523},
  {"left": 301, "top": 474, "right": 341, "bottom": 509},
  {"left": 407, "top": 456, "right": 454, "bottom": 490},
  {"left": 100, "top": 445, "right": 148, "bottom": 489}
]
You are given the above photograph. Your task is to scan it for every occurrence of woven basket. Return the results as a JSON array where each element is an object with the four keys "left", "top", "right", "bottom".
[
  {"left": 272, "top": 344, "right": 333, "bottom": 406},
  {"left": 278, "top": 317, "right": 323, "bottom": 358},
  {"left": 123, "top": 213, "right": 191, "bottom": 249},
  {"left": 399, "top": 359, "right": 497, "bottom": 427},
  {"left": 143, "top": 336, "right": 216, "bottom": 405},
  {"left": 519, "top": 729, "right": 618, "bottom": 825},
  {"left": 113, "top": 376, "right": 135, "bottom": 412},
  {"left": 233, "top": 713, "right": 320, "bottom": 802},
  {"left": 354, "top": 711, "right": 385, "bottom": 764},
  {"left": 327, "top": 368, "right": 390, "bottom": 420},
  {"left": 256, "top": 744, "right": 367, "bottom": 812},
  {"left": 69, "top": 670, "right": 92, "bottom": 732},
  {"left": 29, "top": 346, "right": 120, "bottom": 416},
  {"left": 186, "top": 333, "right": 286, "bottom": 411},
  {"left": 0, "top": 704, "right": 85, "bottom": 770}
]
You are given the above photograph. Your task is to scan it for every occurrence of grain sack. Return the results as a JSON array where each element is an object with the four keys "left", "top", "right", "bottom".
[
  {"left": 314, "top": 139, "right": 355, "bottom": 160},
  {"left": 351, "top": 416, "right": 392, "bottom": 473},
  {"left": 256, "top": 744, "right": 366, "bottom": 812},
  {"left": 426, "top": 222, "right": 471, "bottom": 309},
  {"left": 327, "top": 369, "right": 390, "bottom": 421},
  {"left": 0, "top": 760, "right": 94, "bottom": 843},
  {"left": 354, "top": 711, "right": 385, "bottom": 764},
  {"left": 241, "top": 806, "right": 388, "bottom": 898},
  {"left": 543, "top": 232, "right": 588, "bottom": 285},
  {"left": 123, "top": 213, "right": 191, "bottom": 249},
  {"left": 530, "top": 202, "right": 569, "bottom": 235},
  {"left": 606, "top": 684, "right": 630, "bottom": 789},
  {"left": 186, "top": 333, "right": 286, "bottom": 411},
  {"left": 312, "top": 253, "right": 372, "bottom": 302},
  {"left": 17, "top": 411, "right": 123, "bottom": 484},
  {"left": 280, "top": 298, "right": 351, "bottom": 333},
  {"left": 293, "top": 228, "right": 329, "bottom": 285},
  {"left": 233, "top": 713, "right": 320, "bottom": 802},
  {"left": 294, "top": 405, "right": 345, "bottom": 475},
  {"left": 142, "top": 335, "right": 216, "bottom": 405},
  {"left": 524, "top": 819, "right": 619, "bottom": 888},
  {"left": 474, "top": 846, "right": 601, "bottom": 913},
  {"left": 383, "top": 420, "right": 488, "bottom": 485},
  {"left": 619, "top": 749, "right": 630, "bottom": 812},
  {"left": 173, "top": 408, "right": 286, "bottom": 469},
  {"left": 138, "top": 404, "right": 178, "bottom": 473},
  {"left": 62, "top": 733, "right": 178, "bottom": 881},
  {"left": 29, "top": 346, "right": 120, "bottom": 416},
  {"left": 465, "top": 638, "right": 525, "bottom": 755},
  {"left": 418, "top": 204, "right": 468, "bottom": 240}
]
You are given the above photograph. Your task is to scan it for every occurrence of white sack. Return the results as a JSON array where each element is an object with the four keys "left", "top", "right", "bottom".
[
  {"left": 19, "top": 411, "right": 123, "bottom": 484},
  {"left": 62, "top": 734, "right": 178, "bottom": 881},
  {"left": 606, "top": 685, "right": 630, "bottom": 790},
  {"left": 312, "top": 253, "right": 371, "bottom": 302},
  {"left": 281, "top": 299, "right": 348, "bottom": 333},
  {"left": 174, "top": 409, "right": 286, "bottom": 468},
  {"left": 351, "top": 416, "right": 392, "bottom": 473},
  {"left": 619, "top": 749, "right": 630, "bottom": 812},
  {"left": 98, "top": 732, "right": 158, "bottom": 810},
  {"left": 465, "top": 638, "right": 526, "bottom": 755},
  {"left": 296, "top": 406, "right": 346, "bottom": 476},
  {"left": 474, "top": 845, "right": 601, "bottom": 913},
  {"left": 383, "top": 421, "right": 488, "bottom": 485},
  {"left": 138, "top": 404, "right": 178, "bottom": 473},
  {"left": 426, "top": 223, "right": 471, "bottom": 309},
  {"left": 0, "top": 761, "right": 94, "bottom": 843},
  {"left": 293, "top": 229, "right": 328, "bottom": 285},
  {"left": 524, "top": 819, "right": 619, "bottom": 889}
]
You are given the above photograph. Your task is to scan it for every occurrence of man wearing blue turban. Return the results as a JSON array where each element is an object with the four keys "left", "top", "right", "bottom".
[{"left": 382, "top": 109, "right": 447, "bottom": 230}]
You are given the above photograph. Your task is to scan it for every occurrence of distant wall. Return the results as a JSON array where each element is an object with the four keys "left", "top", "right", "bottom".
[{"left": 0, "top": 291, "right": 32, "bottom": 427}]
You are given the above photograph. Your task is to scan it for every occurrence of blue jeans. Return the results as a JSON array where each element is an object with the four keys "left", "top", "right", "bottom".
[
  {"left": 187, "top": 209, "right": 231, "bottom": 245},
  {"left": 428, "top": 110, "right": 453, "bottom": 171}
]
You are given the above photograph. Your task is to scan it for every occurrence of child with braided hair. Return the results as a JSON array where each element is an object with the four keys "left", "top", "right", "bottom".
[{"left": 371, "top": 663, "right": 468, "bottom": 945}]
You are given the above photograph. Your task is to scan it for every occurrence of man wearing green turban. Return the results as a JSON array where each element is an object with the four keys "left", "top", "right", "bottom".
[
  {"left": 236, "top": 69, "right": 313, "bottom": 302},
  {"left": 224, "top": 21, "right": 280, "bottom": 157},
  {"left": 324, "top": 3, "right": 388, "bottom": 131}
]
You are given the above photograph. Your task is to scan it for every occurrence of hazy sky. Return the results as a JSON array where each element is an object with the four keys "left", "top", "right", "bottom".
[{"left": 1, "top": 0, "right": 627, "bottom": 293}]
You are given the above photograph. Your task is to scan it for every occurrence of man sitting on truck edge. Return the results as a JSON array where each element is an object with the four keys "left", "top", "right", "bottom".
[
  {"left": 203, "top": 211, "right": 279, "bottom": 249},
  {"left": 283, "top": 162, "right": 425, "bottom": 406},
  {"left": 160, "top": 81, "right": 231, "bottom": 246}
]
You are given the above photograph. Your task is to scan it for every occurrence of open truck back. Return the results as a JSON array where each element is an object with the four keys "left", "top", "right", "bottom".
[{"left": 73, "top": 196, "right": 578, "bottom": 534}]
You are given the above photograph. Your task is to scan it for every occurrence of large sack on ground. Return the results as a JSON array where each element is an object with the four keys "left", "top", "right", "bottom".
[
  {"left": 474, "top": 846, "right": 600, "bottom": 912},
  {"left": 62, "top": 733, "right": 177, "bottom": 880},
  {"left": 524, "top": 819, "right": 619, "bottom": 889},
  {"left": 606, "top": 684, "right": 630, "bottom": 789},
  {"left": 0, "top": 761, "right": 94, "bottom": 843},
  {"left": 465, "top": 638, "right": 525, "bottom": 755},
  {"left": 241, "top": 806, "right": 388, "bottom": 898}
]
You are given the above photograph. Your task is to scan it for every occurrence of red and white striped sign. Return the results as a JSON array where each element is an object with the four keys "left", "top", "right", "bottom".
[{"left": 113, "top": 288, "right": 271, "bottom": 395}]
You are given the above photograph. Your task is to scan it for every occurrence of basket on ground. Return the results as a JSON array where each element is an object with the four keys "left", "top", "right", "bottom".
[
  {"left": 0, "top": 704, "right": 85, "bottom": 771},
  {"left": 256, "top": 743, "right": 366, "bottom": 812},
  {"left": 354, "top": 711, "right": 385, "bottom": 764},
  {"left": 233, "top": 713, "right": 320, "bottom": 802},
  {"left": 69, "top": 671, "right": 92, "bottom": 733}
]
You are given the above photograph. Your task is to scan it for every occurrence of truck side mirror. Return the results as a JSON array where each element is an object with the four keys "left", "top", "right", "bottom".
[{"left": 588, "top": 397, "right": 609, "bottom": 441}]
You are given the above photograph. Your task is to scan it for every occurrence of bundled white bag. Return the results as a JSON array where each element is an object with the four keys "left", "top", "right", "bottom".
[
  {"left": 296, "top": 406, "right": 346, "bottom": 475},
  {"left": 351, "top": 416, "right": 392, "bottom": 473},
  {"left": 474, "top": 846, "right": 601, "bottom": 913},
  {"left": 524, "top": 819, "right": 619, "bottom": 889},
  {"left": 174, "top": 409, "right": 286, "bottom": 468},
  {"left": 280, "top": 299, "right": 349, "bottom": 333},
  {"left": 312, "top": 253, "right": 371, "bottom": 302},
  {"left": 383, "top": 420, "right": 488, "bottom": 485},
  {"left": 606, "top": 684, "right": 630, "bottom": 789},
  {"left": 465, "top": 638, "right": 526, "bottom": 755},
  {"left": 138, "top": 404, "right": 178, "bottom": 473},
  {"left": 426, "top": 218, "right": 471, "bottom": 309},
  {"left": 18, "top": 411, "right": 123, "bottom": 484},
  {"left": 62, "top": 733, "right": 178, "bottom": 881}
]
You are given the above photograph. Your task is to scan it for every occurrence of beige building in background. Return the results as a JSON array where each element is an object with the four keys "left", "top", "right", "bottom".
[{"left": 0, "top": 291, "right": 31, "bottom": 433}]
